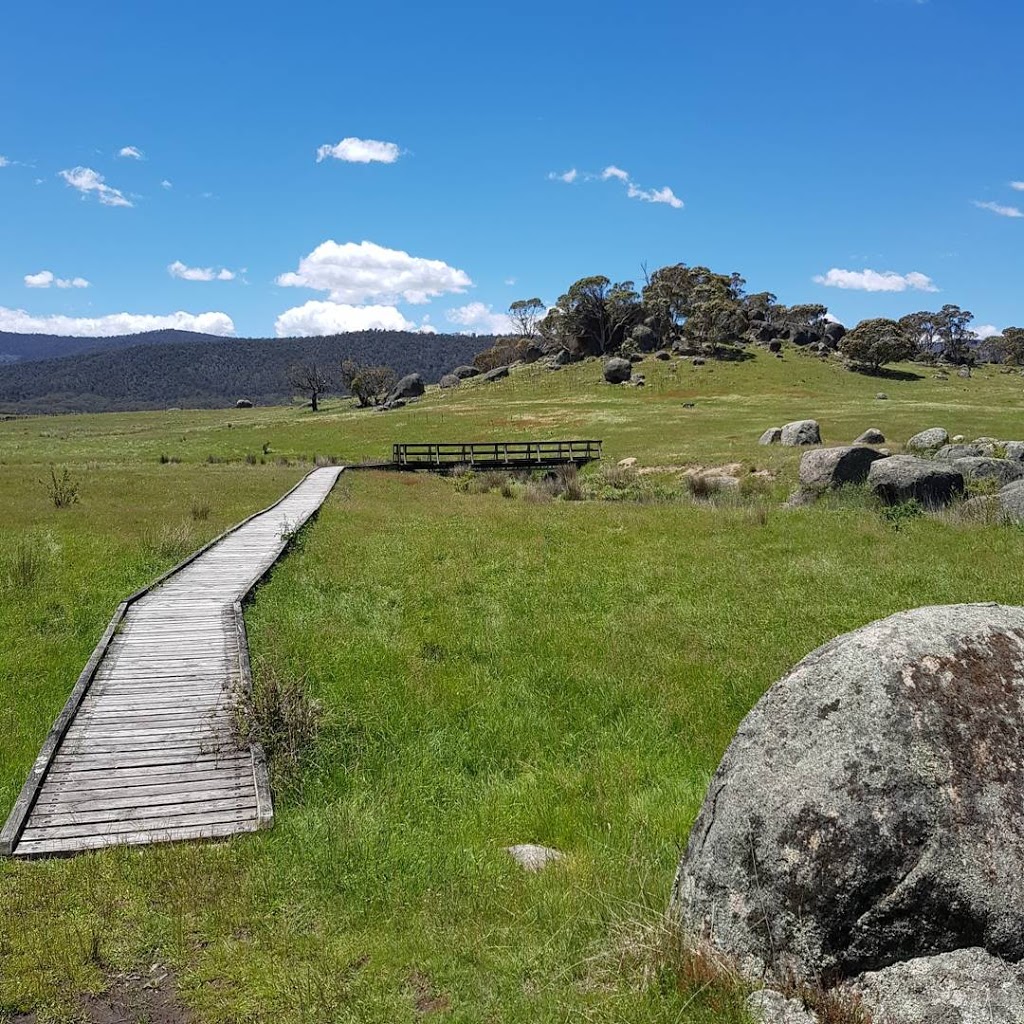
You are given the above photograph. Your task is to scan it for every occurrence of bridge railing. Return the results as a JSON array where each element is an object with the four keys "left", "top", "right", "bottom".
[{"left": 392, "top": 440, "right": 602, "bottom": 469}]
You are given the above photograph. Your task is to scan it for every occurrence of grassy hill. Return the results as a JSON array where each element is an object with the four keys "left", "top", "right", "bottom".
[
  {"left": 2, "top": 350, "right": 1024, "bottom": 1022},
  {"left": 0, "top": 330, "right": 490, "bottom": 415}
]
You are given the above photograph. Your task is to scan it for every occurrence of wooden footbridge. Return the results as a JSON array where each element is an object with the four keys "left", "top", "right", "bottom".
[
  {"left": 391, "top": 440, "right": 602, "bottom": 472},
  {"left": 0, "top": 467, "right": 343, "bottom": 858}
]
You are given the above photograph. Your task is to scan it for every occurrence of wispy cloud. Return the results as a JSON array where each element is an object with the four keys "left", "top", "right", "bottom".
[
  {"left": 316, "top": 137, "right": 401, "bottom": 164},
  {"left": 550, "top": 163, "right": 683, "bottom": 210},
  {"left": 1011, "top": 182, "right": 1024, "bottom": 192},
  {"left": 0, "top": 156, "right": 9, "bottom": 168},
  {"left": 548, "top": 168, "right": 578, "bottom": 183},
  {"left": 813, "top": 268, "right": 938, "bottom": 293},
  {"left": 58, "top": 166, "right": 132, "bottom": 207},
  {"left": 24, "top": 270, "right": 90, "bottom": 289},
  {"left": 168, "top": 260, "right": 237, "bottom": 282},
  {"left": 0, "top": 306, "right": 235, "bottom": 337},
  {"left": 118, "top": 145, "right": 144, "bottom": 160},
  {"left": 973, "top": 199, "right": 1024, "bottom": 218}
]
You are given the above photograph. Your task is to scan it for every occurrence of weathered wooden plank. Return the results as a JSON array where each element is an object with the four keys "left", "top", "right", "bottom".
[{"left": 4, "top": 467, "right": 342, "bottom": 857}]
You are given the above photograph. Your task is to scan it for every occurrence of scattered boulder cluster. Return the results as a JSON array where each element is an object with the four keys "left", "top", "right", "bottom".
[
  {"left": 602, "top": 357, "right": 646, "bottom": 387},
  {"left": 761, "top": 418, "right": 1024, "bottom": 517},
  {"left": 673, "top": 603, "right": 1024, "bottom": 1024}
]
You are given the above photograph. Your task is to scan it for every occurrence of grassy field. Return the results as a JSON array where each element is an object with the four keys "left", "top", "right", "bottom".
[{"left": 2, "top": 351, "right": 1024, "bottom": 1022}]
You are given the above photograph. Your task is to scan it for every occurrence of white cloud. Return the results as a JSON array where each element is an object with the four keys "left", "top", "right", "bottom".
[
  {"left": 161, "top": 179, "right": 173, "bottom": 189},
  {"left": 813, "top": 268, "right": 938, "bottom": 293},
  {"left": 315, "top": 137, "right": 401, "bottom": 164},
  {"left": 973, "top": 324, "right": 1001, "bottom": 340},
  {"left": 118, "top": 145, "right": 144, "bottom": 160},
  {"left": 552, "top": 163, "right": 684, "bottom": 210},
  {"left": 973, "top": 200, "right": 1024, "bottom": 218},
  {"left": 548, "top": 168, "right": 578, "bottom": 183},
  {"left": 446, "top": 301, "right": 513, "bottom": 335},
  {"left": 0, "top": 307, "right": 235, "bottom": 337},
  {"left": 168, "top": 260, "right": 237, "bottom": 282},
  {"left": 275, "top": 300, "right": 417, "bottom": 337},
  {"left": 0, "top": 156, "right": 9, "bottom": 168},
  {"left": 602, "top": 165, "right": 630, "bottom": 182},
  {"left": 1011, "top": 182, "right": 1024, "bottom": 192},
  {"left": 24, "top": 270, "right": 90, "bottom": 289},
  {"left": 58, "top": 166, "right": 132, "bottom": 207},
  {"left": 505, "top": 277, "right": 517, "bottom": 286},
  {"left": 276, "top": 239, "right": 472, "bottom": 305},
  {"left": 626, "top": 182, "right": 684, "bottom": 208}
]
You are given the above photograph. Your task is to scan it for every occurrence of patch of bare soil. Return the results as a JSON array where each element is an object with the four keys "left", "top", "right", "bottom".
[
  {"left": 407, "top": 968, "right": 451, "bottom": 1016},
  {"left": 10, "top": 966, "right": 191, "bottom": 1024}
]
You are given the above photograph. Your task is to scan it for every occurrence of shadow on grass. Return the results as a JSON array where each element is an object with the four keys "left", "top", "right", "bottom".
[{"left": 847, "top": 365, "right": 926, "bottom": 382}]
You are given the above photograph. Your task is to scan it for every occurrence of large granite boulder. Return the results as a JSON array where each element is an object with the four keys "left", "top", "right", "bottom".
[
  {"left": 1004, "top": 441, "right": 1024, "bottom": 462},
  {"left": 868, "top": 455, "right": 964, "bottom": 507},
  {"left": 672, "top": 604, "right": 1024, "bottom": 985},
  {"left": 451, "top": 365, "right": 480, "bottom": 379},
  {"left": 953, "top": 457, "right": 1024, "bottom": 488},
  {"left": 994, "top": 480, "right": 1024, "bottom": 523},
  {"left": 603, "top": 357, "right": 632, "bottom": 384},
  {"left": 799, "top": 446, "right": 885, "bottom": 490},
  {"left": 780, "top": 420, "right": 822, "bottom": 446},
  {"left": 906, "top": 427, "right": 949, "bottom": 453},
  {"left": 849, "top": 948, "right": 1024, "bottom": 1024},
  {"left": 759, "top": 428, "right": 782, "bottom": 446},
  {"left": 481, "top": 365, "right": 510, "bottom": 383},
  {"left": 438, "top": 374, "right": 460, "bottom": 389},
  {"left": 388, "top": 373, "right": 425, "bottom": 401}
]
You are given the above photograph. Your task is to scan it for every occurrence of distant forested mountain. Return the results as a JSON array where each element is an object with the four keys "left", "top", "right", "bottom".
[
  {"left": 0, "top": 331, "right": 490, "bottom": 414},
  {"left": 0, "top": 328, "right": 235, "bottom": 365}
]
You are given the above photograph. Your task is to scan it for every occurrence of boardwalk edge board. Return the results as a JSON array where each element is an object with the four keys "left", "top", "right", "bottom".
[{"left": 0, "top": 467, "right": 342, "bottom": 857}]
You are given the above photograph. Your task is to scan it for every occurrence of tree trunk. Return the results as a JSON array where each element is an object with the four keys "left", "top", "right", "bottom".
[{"left": 311, "top": 392, "right": 319, "bottom": 412}]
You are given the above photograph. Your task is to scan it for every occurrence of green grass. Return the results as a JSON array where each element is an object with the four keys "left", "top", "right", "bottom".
[{"left": 2, "top": 351, "right": 1024, "bottom": 1022}]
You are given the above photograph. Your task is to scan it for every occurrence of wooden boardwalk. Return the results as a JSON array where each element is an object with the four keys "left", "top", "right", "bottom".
[{"left": 0, "top": 467, "right": 343, "bottom": 858}]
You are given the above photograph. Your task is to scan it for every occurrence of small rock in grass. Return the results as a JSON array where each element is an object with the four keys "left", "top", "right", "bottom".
[
  {"left": 603, "top": 357, "right": 632, "bottom": 384},
  {"left": 682, "top": 401, "right": 696, "bottom": 409},
  {"left": 876, "top": 392, "right": 889, "bottom": 400},
  {"left": 506, "top": 844, "right": 564, "bottom": 872},
  {"left": 618, "top": 457, "right": 638, "bottom": 469},
  {"left": 854, "top": 428, "right": 885, "bottom": 445}
]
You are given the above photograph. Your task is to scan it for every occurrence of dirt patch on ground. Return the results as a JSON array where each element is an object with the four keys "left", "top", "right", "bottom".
[
  {"left": 10, "top": 966, "right": 191, "bottom": 1024},
  {"left": 407, "top": 968, "right": 451, "bottom": 1015}
]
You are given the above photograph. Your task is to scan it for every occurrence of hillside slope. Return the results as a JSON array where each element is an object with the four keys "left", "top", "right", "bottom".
[
  {"left": 0, "top": 331, "right": 489, "bottom": 414},
  {"left": 0, "top": 328, "right": 234, "bottom": 364}
]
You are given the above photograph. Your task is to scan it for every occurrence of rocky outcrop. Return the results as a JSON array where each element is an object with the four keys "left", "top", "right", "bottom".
[
  {"left": 780, "top": 420, "right": 822, "bottom": 446},
  {"left": 672, "top": 603, "right": 1024, "bottom": 986},
  {"left": 798, "top": 446, "right": 885, "bottom": 490},
  {"left": 868, "top": 455, "right": 964, "bottom": 507},
  {"left": 603, "top": 357, "right": 632, "bottom": 384}
]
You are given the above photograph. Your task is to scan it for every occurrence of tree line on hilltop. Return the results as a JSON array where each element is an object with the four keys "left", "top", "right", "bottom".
[{"left": 472, "top": 264, "right": 1021, "bottom": 375}]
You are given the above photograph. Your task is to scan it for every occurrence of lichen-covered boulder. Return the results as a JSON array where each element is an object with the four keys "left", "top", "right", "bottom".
[
  {"left": 848, "top": 948, "right": 1024, "bottom": 1024},
  {"left": 952, "top": 457, "right": 1024, "bottom": 488},
  {"left": 798, "top": 446, "right": 885, "bottom": 489},
  {"left": 745, "top": 990, "right": 816, "bottom": 1024},
  {"left": 906, "top": 427, "right": 949, "bottom": 452},
  {"left": 603, "top": 357, "right": 632, "bottom": 384},
  {"left": 438, "top": 374, "right": 460, "bottom": 389},
  {"left": 780, "top": 420, "right": 822, "bottom": 446},
  {"left": 759, "top": 428, "right": 782, "bottom": 446},
  {"left": 995, "top": 480, "right": 1024, "bottom": 523},
  {"left": 672, "top": 604, "right": 1024, "bottom": 984},
  {"left": 1004, "top": 441, "right": 1024, "bottom": 462},
  {"left": 868, "top": 455, "right": 964, "bottom": 507},
  {"left": 934, "top": 443, "right": 984, "bottom": 462}
]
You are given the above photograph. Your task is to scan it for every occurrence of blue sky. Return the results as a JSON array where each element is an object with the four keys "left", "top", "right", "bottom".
[{"left": 1, "top": 0, "right": 1022, "bottom": 340}]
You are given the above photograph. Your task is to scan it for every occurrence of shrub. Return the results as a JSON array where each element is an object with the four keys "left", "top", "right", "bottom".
[
  {"left": 44, "top": 466, "right": 80, "bottom": 508},
  {"left": 880, "top": 499, "right": 924, "bottom": 532}
]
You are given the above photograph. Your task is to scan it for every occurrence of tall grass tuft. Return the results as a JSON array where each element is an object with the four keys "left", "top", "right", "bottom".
[{"left": 44, "top": 465, "right": 80, "bottom": 508}]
